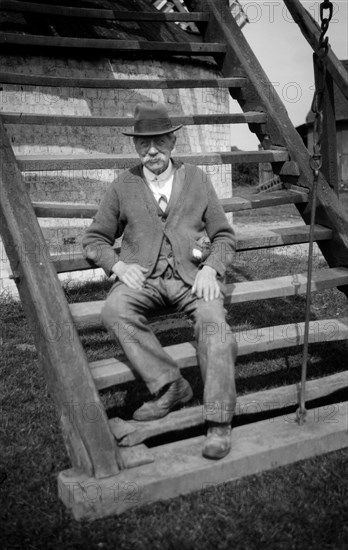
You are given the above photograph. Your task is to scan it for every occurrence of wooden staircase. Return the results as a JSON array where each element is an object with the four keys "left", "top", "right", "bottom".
[{"left": 1, "top": 0, "right": 348, "bottom": 520}]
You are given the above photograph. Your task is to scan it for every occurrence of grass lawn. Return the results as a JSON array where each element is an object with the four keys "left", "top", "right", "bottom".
[{"left": 1, "top": 198, "right": 348, "bottom": 549}]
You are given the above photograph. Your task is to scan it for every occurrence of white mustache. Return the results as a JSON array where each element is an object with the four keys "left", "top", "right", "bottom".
[{"left": 142, "top": 153, "right": 166, "bottom": 163}]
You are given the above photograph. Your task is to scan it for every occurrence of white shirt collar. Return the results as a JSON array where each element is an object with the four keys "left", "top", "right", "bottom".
[{"left": 143, "top": 160, "right": 174, "bottom": 184}]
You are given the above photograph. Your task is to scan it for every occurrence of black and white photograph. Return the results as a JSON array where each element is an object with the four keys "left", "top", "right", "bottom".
[{"left": 1, "top": 1, "right": 348, "bottom": 548}]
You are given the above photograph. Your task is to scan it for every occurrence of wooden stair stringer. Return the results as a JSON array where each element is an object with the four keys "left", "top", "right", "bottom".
[
  {"left": 196, "top": 0, "right": 348, "bottom": 279},
  {"left": 0, "top": 118, "right": 122, "bottom": 478}
]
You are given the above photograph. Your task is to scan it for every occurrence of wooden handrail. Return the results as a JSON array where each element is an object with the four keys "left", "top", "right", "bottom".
[{"left": 282, "top": 0, "right": 348, "bottom": 100}]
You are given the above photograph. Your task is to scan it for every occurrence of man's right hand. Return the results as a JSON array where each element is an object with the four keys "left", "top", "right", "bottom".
[{"left": 112, "top": 261, "right": 148, "bottom": 290}]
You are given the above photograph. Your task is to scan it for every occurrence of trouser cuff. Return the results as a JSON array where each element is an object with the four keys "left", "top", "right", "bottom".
[
  {"left": 146, "top": 370, "right": 181, "bottom": 395},
  {"left": 203, "top": 401, "right": 235, "bottom": 424}
]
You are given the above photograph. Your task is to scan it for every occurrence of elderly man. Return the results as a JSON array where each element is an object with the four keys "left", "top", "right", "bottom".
[{"left": 82, "top": 103, "right": 237, "bottom": 459}]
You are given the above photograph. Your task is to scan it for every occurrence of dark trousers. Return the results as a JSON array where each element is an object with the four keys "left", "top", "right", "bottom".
[{"left": 102, "top": 267, "right": 237, "bottom": 424}]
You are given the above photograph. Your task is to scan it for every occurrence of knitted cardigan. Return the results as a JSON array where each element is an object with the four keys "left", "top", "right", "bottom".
[{"left": 82, "top": 161, "right": 236, "bottom": 285}]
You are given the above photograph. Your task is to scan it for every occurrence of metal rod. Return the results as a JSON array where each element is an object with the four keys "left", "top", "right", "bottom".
[{"left": 296, "top": 171, "right": 319, "bottom": 424}]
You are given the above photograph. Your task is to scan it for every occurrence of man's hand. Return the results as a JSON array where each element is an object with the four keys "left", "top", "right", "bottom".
[
  {"left": 192, "top": 265, "right": 220, "bottom": 302},
  {"left": 112, "top": 261, "right": 148, "bottom": 290}
]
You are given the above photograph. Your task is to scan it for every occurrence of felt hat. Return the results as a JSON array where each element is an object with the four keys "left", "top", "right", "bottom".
[{"left": 122, "top": 103, "right": 182, "bottom": 137}]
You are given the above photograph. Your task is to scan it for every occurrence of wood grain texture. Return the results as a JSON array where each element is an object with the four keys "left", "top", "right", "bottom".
[{"left": 58, "top": 401, "right": 348, "bottom": 519}]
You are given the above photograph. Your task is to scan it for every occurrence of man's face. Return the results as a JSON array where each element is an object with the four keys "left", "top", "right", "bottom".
[{"left": 133, "top": 133, "right": 176, "bottom": 175}]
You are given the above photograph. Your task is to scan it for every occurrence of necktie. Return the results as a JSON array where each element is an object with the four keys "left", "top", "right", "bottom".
[{"left": 158, "top": 194, "right": 168, "bottom": 212}]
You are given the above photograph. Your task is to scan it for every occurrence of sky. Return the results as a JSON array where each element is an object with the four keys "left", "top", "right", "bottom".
[{"left": 232, "top": 0, "right": 348, "bottom": 149}]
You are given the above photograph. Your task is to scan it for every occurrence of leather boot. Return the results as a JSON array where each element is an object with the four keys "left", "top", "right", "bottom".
[
  {"left": 202, "top": 422, "right": 232, "bottom": 459},
  {"left": 133, "top": 377, "right": 193, "bottom": 421}
]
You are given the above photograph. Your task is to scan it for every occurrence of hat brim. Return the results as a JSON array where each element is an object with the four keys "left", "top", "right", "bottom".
[{"left": 122, "top": 124, "right": 183, "bottom": 137}]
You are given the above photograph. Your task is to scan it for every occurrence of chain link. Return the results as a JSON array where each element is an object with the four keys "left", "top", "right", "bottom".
[
  {"left": 310, "top": 0, "right": 333, "bottom": 177},
  {"left": 318, "top": 0, "right": 333, "bottom": 56}
]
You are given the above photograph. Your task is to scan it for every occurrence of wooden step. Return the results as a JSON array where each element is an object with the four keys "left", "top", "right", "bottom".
[
  {"left": 89, "top": 317, "right": 348, "bottom": 390},
  {"left": 2, "top": 111, "right": 267, "bottom": 127},
  {"left": 0, "top": 33, "right": 227, "bottom": 55},
  {"left": 0, "top": 2, "right": 210, "bottom": 22},
  {"left": 18, "top": 150, "right": 289, "bottom": 172},
  {"left": 53, "top": 225, "right": 332, "bottom": 274},
  {"left": 71, "top": 267, "right": 347, "bottom": 329},
  {"left": 0, "top": 72, "right": 246, "bottom": 89},
  {"left": 221, "top": 188, "right": 307, "bottom": 213},
  {"left": 32, "top": 189, "right": 307, "bottom": 219},
  {"left": 58, "top": 401, "right": 348, "bottom": 519},
  {"left": 109, "top": 370, "right": 348, "bottom": 446}
]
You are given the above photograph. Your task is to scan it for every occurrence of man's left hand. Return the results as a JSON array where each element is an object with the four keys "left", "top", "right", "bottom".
[{"left": 192, "top": 265, "right": 220, "bottom": 302}]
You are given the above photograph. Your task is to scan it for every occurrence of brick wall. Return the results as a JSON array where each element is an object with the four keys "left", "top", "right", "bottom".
[{"left": 0, "top": 54, "right": 232, "bottom": 294}]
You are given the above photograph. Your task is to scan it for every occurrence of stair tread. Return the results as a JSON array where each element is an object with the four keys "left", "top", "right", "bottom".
[
  {"left": 70, "top": 267, "right": 347, "bottom": 329},
  {"left": 59, "top": 401, "right": 348, "bottom": 519},
  {"left": 0, "top": 73, "right": 246, "bottom": 89},
  {"left": 2, "top": 111, "right": 267, "bottom": 126},
  {"left": 17, "top": 150, "right": 289, "bottom": 171},
  {"left": 109, "top": 370, "right": 348, "bottom": 446},
  {"left": 90, "top": 317, "right": 348, "bottom": 389},
  {"left": 32, "top": 189, "right": 307, "bottom": 219},
  {"left": 1, "top": 2, "right": 210, "bottom": 22},
  {"left": 53, "top": 224, "right": 332, "bottom": 274},
  {"left": 0, "top": 33, "right": 227, "bottom": 55}
]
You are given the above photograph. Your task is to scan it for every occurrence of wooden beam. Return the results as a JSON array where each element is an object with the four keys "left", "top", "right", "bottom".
[
  {"left": 58, "top": 401, "right": 348, "bottom": 519},
  {"left": 0, "top": 118, "right": 121, "bottom": 478},
  {"left": 0, "top": 33, "right": 226, "bottom": 55},
  {"left": 17, "top": 150, "right": 289, "bottom": 172},
  {"left": 0, "top": 73, "right": 246, "bottom": 89},
  {"left": 0, "top": 1, "right": 210, "bottom": 21},
  {"left": 110, "top": 370, "right": 348, "bottom": 446},
  {"left": 31, "top": 189, "right": 307, "bottom": 219},
  {"left": 2, "top": 111, "right": 267, "bottom": 127},
  {"left": 200, "top": 0, "right": 348, "bottom": 272},
  {"left": 88, "top": 317, "right": 348, "bottom": 390},
  {"left": 282, "top": 0, "right": 348, "bottom": 100}
]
